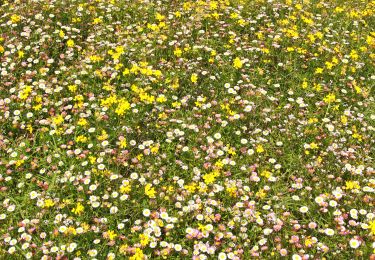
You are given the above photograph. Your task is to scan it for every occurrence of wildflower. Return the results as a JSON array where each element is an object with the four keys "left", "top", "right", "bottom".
[
  {"left": 191, "top": 73, "right": 198, "bottom": 83},
  {"left": 218, "top": 252, "right": 227, "bottom": 260},
  {"left": 174, "top": 48, "right": 182, "bottom": 57},
  {"left": 67, "top": 39, "right": 75, "bottom": 47},
  {"left": 145, "top": 184, "right": 156, "bottom": 198},
  {"left": 142, "top": 209, "right": 150, "bottom": 217},
  {"left": 325, "top": 228, "right": 335, "bottom": 236},
  {"left": 10, "top": 14, "right": 21, "bottom": 23},
  {"left": 233, "top": 57, "right": 243, "bottom": 69},
  {"left": 52, "top": 115, "right": 64, "bottom": 125},
  {"left": 203, "top": 172, "right": 217, "bottom": 185},
  {"left": 346, "top": 181, "right": 360, "bottom": 190},
  {"left": 349, "top": 238, "right": 361, "bottom": 249},
  {"left": 119, "top": 138, "right": 127, "bottom": 149},
  {"left": 129, "top": 248, "right": 144, "bottom": 260},
  {"left": 323, "top": 93, "right": 336, "bottom": 103},
  {"left": 71, "top": 202, "right": 85, "bottom": 215},
  {"left": 107, "top": 230, "right": 117, "bottom": 241},
  {"left": 256, "top": 145, "right": 264, "bottom": 153},
  {"left": 44, "top": 199, "right": 55, "bottom": 208},
  {"left": 369, "top": 220, "right": 375, "bottom": 235},
  {"left": 139, "top": 234, "right": 149, "bottom": 246}
]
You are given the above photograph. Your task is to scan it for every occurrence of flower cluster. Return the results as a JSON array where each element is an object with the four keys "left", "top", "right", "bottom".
[{"left": 0, "top": 0, "right": 374, "bottom": 259}]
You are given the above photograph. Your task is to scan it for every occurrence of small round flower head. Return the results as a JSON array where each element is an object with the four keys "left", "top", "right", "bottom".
[
  {"left": 349, "top": 238, "right": 361, "bottom": 249},
  {"left": 325, "top": 229, "right": 335, "bottom": 236}
]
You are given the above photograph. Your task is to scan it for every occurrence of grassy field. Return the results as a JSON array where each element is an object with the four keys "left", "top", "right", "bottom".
[{"left": 0, "top": 0, "right": 374, "bottom": 259}]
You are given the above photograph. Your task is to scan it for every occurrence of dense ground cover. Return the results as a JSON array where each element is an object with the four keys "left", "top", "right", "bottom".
[{"left": 0, "top": 0, "right": 374, "bottom": 259}]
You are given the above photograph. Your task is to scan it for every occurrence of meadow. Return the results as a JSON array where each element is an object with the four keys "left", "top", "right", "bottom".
[{"left": 0, "top": 0, "right": 374, "bottom": 259}]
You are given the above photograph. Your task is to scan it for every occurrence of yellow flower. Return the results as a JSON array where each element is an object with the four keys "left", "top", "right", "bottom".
[
  {"left": 18, "top": 50, "right": 24, "bottom": 58},
  {"left": 350, "top": 50, "right": 358, "bottom": 60},
  {"left": 233, "top": 57, "right": 243, "bottom": 69},
  {"left": 15, "top": 159, "right": 24, "bottom": 168},
  {"left": 75, "top": 135, "right": 88, "bottom": 143},
  {"left": 156, "top": 95, "right": 167, "bottom": 103},
  {"left": 341, "top": 115, "right": 348, "bottom": 124},
  {"left": 369, "top": 220, "right": 375, "bottom": 235},
  {"left": 122, "top": 68, "right": 130, "bottom": 75},
  {"left": 71, "top": 202, "right": 85, "bottom": 215},
  {"left": 139, "top": 234, "right": 149, "bottom": 246},
  {"left": 226, "top": 186, "right": 237, "bottom": 197},
  {"left": 238, "top": 19, "right": 246, "bottom": 26},
  {"left": 227, "top": 147, "right": 236, "bottom": 155},
  {"left": 256, "top": 189, "right": 266, "bottom": 198},
  {"left": 295, "top": 3, "right": 302, "bottom": 10},
  {"left": 93, "top": 17, "right": 102, "bottom": 24},
  {"left": 155, "top": 12, "right": 165, "bottom": 21},
  {"left": 334, "top": 6, "right": 344, "bottom": 13},
  {"left": 230, "top": 12, "right": 238, "bottom": 19},
  {"left": 52, "top": 115, "right": 64, "bottom": 126},
  {"left": 203, "top": 173, "right": 216, "bottom": 185},
  {"left": 366, "top": 35, "right": 374, "bottom": 46},
  {"left": 203, "top": 169, "right": 220, "bottom": 185},
  {"left": 174, "top": 48, "right": 182, "bottom": 57},
  {"left": 119, "top": 138, "right": 127, "bottom": 149},
  {"left": 198, "top": 223, "right": 208, "bottom": 232},
  {"left": 90, "top": 55, "right": 103, "bottom": 63},
  {"left": 120, "top": 184, "right": 131, "bottom": 193},
  {"left": 305, "top": 237, "right": 313, "bottom": 247},
  {"left": 68, "top": 84, "right": 77, "bottom": 92},
  {"left": 345, "top": 181, "right": 360, "bottom": 190},
  {"left": 184, "top": 183, "right": 197, "bottom": 193},
  {"left": 67, "top": 39, "right": 75, "bottom": 47},
  {"left": 325, "top": 61, "right": 334, "bottom": 70},
  {"left": 89, "top": 156, "right": 96, "bottom": 164},
  {"left": 26, "top": 124, "right": 33, "bottom": 134},
  {"left": 18, "top": 85, "right": 32, "bottom": 100},
  {"left": 301, "top": 79, "right": 308, "bottom": 89},
  {"left": 98, "top": 130, "right": 108, "bottom": 141},
  {"left": 10, "top": 14, "right": 21, "bottom": 23},
  {"left": 43, "top": 198, "right": 55, "bottom": 208},
  {"left": 77, "top": 118, "right": 88, "bottom": 126},
  {"left": 191, "top": 73, "right": 198, "bottom": 83},
  {"left": 129, "top": 248, "right": 145, "bottom": 260},
  {"left": 215, "top": 160, "right": 224, "bottom": 169},
  {"left": 115, "top": 99, "right": 131, "bottom": 115},
  {"left": 314, "top": 83, "right": 322, "bottom": 92},
  {"left": 66, "top": 226, "right": 77, "bottom": 235},
  {"left": 256, "top": 144, "right": 264, "bottom": 153},
  {"left": 145, "top": 184, "right": 156, "bottom": 198},
  {"left": 323, "top": 93, "right": 336, "bottom": 103},
  {"left": 59, "top": 30, "right": 65, "bottom": 38},
  {"left": 150, "top": 145, "right": 159, "bottom": 154},
  {"left": 172, "top": 101, "right": 181, "bottom": 108},
  {"left": 107, "top": 230, "right": 117, "bottom": 240},
  {"left": 33, "top": 104, "right": 42, "bottom": 111},
  {"left": 101, "top": 94, "right": 118, "bottom": 107}
]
